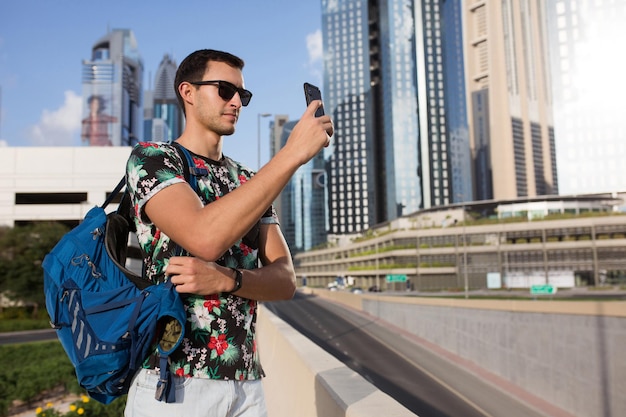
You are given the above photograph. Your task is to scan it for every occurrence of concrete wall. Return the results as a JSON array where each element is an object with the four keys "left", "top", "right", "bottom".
[
  {"left": 257, "top": 306, "right": 416, "bottom": 417},
  {"left": 303, "top": 289, "right": 626, "bottom": 417},
  {"left": 0, "top": 147, "right": 132, "bottom": 226}
]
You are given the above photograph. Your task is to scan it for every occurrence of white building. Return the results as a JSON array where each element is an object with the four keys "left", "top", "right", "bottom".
[{"left": 0, "top": 147, "right": 132, "bottom": 227}]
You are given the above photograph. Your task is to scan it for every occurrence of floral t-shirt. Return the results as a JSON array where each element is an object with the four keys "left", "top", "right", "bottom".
[{"left": 125, "top": 142, "right": 278, "bottom": 381}]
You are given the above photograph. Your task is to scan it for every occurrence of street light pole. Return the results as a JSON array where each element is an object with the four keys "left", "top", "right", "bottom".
[
  {"left": 257, "top": 113, "right": 272, "bottom": 170},
  {"left": 463, "top": 204, "right": 468, "bottom": 299}
]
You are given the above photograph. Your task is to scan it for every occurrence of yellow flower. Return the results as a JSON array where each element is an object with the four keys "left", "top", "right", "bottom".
[
  {"left": 77, "top": 408, "right": 85, "bottom": 415},
  {"left": 46, "top": 402, "right": 54, "bottom": 408},
  {"left": 81, "top": 395, "right": 90, "bottom": 403},
  {"left": 69, "top": 404, "right": 77, "bottom": 411},
  {"left": 36, "top": 407, "right": 43, "bottom": 414}
]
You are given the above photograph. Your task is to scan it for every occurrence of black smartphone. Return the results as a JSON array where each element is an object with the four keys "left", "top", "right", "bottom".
[{"left": 303, "top": 82, "right": 325, "bottom": 117}]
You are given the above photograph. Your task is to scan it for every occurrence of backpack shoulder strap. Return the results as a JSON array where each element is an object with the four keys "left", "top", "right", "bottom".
[
  {"left": 171, "top": 141, "right": 207, "bottom": 193},
  {"left": 101, "top": 177, "right": 127, "bottom": 209}
]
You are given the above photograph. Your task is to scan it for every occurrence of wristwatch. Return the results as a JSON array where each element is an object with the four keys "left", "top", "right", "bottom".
[{"left": 226, "top": 268, "right": 242, "bottom": 294}]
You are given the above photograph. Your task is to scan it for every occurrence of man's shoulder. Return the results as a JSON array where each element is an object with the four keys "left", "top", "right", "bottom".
[
  {"left": 130, "top": 142, "right": 178, "bottom": 158},
  {"left": 134, "top": 141, "right": 174, "bottom": 151}
]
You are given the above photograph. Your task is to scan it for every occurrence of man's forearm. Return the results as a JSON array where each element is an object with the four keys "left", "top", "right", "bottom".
[{"left": 230, "top": 258, "right": 296, "bottom": 302}]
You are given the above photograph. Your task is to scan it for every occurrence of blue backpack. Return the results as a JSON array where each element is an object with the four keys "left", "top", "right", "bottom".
[{"left": 42, "top": 143, "right": 200, "bottom": 404}]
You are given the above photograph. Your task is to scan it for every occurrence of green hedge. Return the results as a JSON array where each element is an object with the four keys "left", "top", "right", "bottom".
[{"left": 0, "top": 341, "right": 79, "bottom": 416}]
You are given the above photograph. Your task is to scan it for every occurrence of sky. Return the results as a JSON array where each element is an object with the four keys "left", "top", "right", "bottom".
[{"left": 0, "top": 0, "right": 325, "bottom": 169}]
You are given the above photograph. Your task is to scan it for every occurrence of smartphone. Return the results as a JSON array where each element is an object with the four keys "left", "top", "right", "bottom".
[{"left": 303, "top": 82, "right": 325, "bottom": 117}]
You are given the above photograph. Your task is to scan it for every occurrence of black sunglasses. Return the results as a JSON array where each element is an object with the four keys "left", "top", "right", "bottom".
[{"left": 189, "top": 80, "right": 253, "bottom": 106}]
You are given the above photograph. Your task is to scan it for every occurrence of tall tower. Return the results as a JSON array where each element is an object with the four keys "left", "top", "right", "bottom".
[
  {"left": 152, "top": 54, "right": 183, "bottom": 143},
  {"left": 274, "top": 119, "right": 327, "bottom": 254},
  {"left": 464, "top": 1, "right": 557, "bottom": 200},
  {"left": 321, "top": 0, "right": 471, "bottom": 234},
  {"left": 81, "top": 29, "right": 143, "bottom": 147},
  {"left": 545, "top": 0, "right": 626, "bottom": 195}
]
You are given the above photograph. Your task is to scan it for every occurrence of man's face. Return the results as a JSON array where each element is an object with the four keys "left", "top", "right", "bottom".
[
  {"left": 89, "top": 98, "right": 100, "bottom": 114},
  {"left": 191, "top": 61, "right": 246, "bottom": 137}
]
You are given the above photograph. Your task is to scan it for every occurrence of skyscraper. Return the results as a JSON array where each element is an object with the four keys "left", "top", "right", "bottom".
[
  {"left": 321, "top": 0, "right": 471, "bottom": 234},
  {"left": 545, "top": 0, "right": 626, "bottom": 195},
  {"left": 464, "top": 0, "right": 557, "bottom": 200},
  {"left": 81, "top": 29, "right": 143, "bottom": 147},
  {"left": 150, "top": 54, "right": 183, "bottom": 143},
  {"left": 274, "top": 119, "right": 328, "bottom": 254}
]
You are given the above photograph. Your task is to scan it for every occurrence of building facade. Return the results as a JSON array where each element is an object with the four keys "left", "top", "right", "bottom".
[
  {"left": 149, "top": 54, "right": 183, "bottom": 143},
  {"left": 545, "top": 0, "right": 626, "bottom": 195},
  {"left": 0, "top": 147, "right": 132, "bottom": 228},
  {"left": 295, "top": 200, "right": 626, "bottom": 291},
  {"left": 464, "top": 0, "right": 557, "bottom": 201},
  {"left": 321, "top": 0, "right": 471, "bottom": 235},
  {"left": 274, "top": 120, "right": 328, "bottom": 254},
  {"left": 81, "top": 29, "right": 143, "bottom": 147}
]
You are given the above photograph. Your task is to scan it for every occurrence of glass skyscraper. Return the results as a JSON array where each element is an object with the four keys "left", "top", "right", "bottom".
[
  {"left": 321, "top": 0, "right": 470, "bottom": 234},
  {"left": 151, "top": 54, "right": 183, "bottom": 143},
  {"left": 81, "top": 29, "right": 143, "bottom": 147},
  {"left": 546, "top": 0, "right": 626, "bottom": 195},
  {"left": 275, "top": 120, "right": 327, "bottom": 254}
]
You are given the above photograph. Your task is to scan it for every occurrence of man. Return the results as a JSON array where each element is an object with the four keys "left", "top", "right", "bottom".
[{"left": 124, "top": 49, "right": 333, "bottom": 416}]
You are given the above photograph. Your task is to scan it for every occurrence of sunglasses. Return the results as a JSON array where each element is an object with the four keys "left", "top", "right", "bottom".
[{"left": 189, "top": 80, "right": 253, "bottom": 106}]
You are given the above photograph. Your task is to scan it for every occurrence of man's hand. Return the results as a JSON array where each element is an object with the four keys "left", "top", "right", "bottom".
[
  {"left": 166, "top": 257, "right": 235, "bottom": 295},
  {"left": 282, "top": 100, "right": 334, "bottom": 166}
]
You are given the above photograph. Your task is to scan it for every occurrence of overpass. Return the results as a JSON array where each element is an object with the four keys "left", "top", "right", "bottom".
[{"left": 258, "top": 289, "right": 625, "bottom": 417}]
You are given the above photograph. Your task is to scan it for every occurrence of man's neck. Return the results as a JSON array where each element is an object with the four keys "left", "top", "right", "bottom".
[{"left": 176, "top": 129, "right": 223, "bottom": 161}]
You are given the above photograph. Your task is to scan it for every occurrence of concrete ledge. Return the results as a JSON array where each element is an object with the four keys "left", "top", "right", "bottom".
[
  {"left": 257, "top": 306, "right": 416, "bottom": 417},
  {"left": 302, "top": 287, "right": 626, "bottom": 317}
]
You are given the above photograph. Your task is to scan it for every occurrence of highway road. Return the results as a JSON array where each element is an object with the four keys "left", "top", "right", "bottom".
[
  {"left": 265, "top": 292, "right": 551, "bottom": 417},
  {"left": 0, "top": 328, "right": 57, "bottom": 345}
]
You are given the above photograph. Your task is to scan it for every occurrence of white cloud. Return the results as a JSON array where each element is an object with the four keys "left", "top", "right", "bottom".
[
  {"left": 0, "top": 140, "right": 7, "bottom": 147},
  {"left": 26, "top": 90, "right": 82, "bottom": 146},
  {"left": 306, "top": 29, "right": 323, "bottom": 64},
  {"left": 305, "top": 30, "right": 324, "bottom": 82}
]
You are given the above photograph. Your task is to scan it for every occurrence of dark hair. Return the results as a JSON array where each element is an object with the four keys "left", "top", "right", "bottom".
[
  {"left": 174, "top": 49, "right": 245, "bottom": 115},
  {"left": 87, "top": 95, "right": 106, "bottom": 111}
]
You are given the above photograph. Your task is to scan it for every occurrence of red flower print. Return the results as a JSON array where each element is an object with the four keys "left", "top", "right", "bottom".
[
  {"left": 175, "top": 367, "right": 186, "bottom": 377},
  {"left": 204, "top": 294, "right": 221, "bottom": 310},
  {"left": 140, "top": 142, "right": 160, "bottom": 149},
  {"left": 192, "top": 157, "right": 208, "bottom": 170},
  {"left": 209, "top": 334, "right": 229, "bottom": 356},
  {"left": 248, "top": 300, "right": 256, "bottom": 315},
  {"left": 239, "top": 242, "right": 253, "bottom": 256},
  {"left": 151, "top": 230, "right": 161, "bottom": 249},
  {"left": 238, "top": 174, "right": 248, "bottom": 184}
]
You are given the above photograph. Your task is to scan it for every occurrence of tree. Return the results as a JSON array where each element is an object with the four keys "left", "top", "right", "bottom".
[{"left": 0, "top": 222, "right": 69, "bottom": 317}]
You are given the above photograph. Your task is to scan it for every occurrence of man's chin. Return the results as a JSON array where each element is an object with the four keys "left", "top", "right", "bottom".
[{"left": 218, "top": 127, "right": 236, "bottom": 136}]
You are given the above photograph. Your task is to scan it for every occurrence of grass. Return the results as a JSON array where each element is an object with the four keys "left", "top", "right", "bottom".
[
  {"left": 0, "top": 341, "right": 80, "bottom": 416},
  {"left": 0, "top": 340, "right": 127, "bottom": 417}
]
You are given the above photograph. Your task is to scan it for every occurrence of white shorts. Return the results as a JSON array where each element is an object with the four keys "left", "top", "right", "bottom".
[{"left": 124, "top": 369, "right": 267, "bottom": 417}]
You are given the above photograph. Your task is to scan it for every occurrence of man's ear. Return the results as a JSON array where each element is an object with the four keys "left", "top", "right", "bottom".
[{"left": 178, "top": 82, "right": 194, "bottom": 107}]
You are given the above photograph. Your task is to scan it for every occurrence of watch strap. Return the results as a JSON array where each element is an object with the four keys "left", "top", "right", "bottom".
[{"left": 225, "top": 268, "right": 242, "bottom": 295}]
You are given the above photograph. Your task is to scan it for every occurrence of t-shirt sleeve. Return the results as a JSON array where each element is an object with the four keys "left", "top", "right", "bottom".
[
  {"left": 126, "top": 142, "right": 185, "bottom": 224},
  {"left": 261, "top": 205, "right": 279, "bottom": 225}
]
